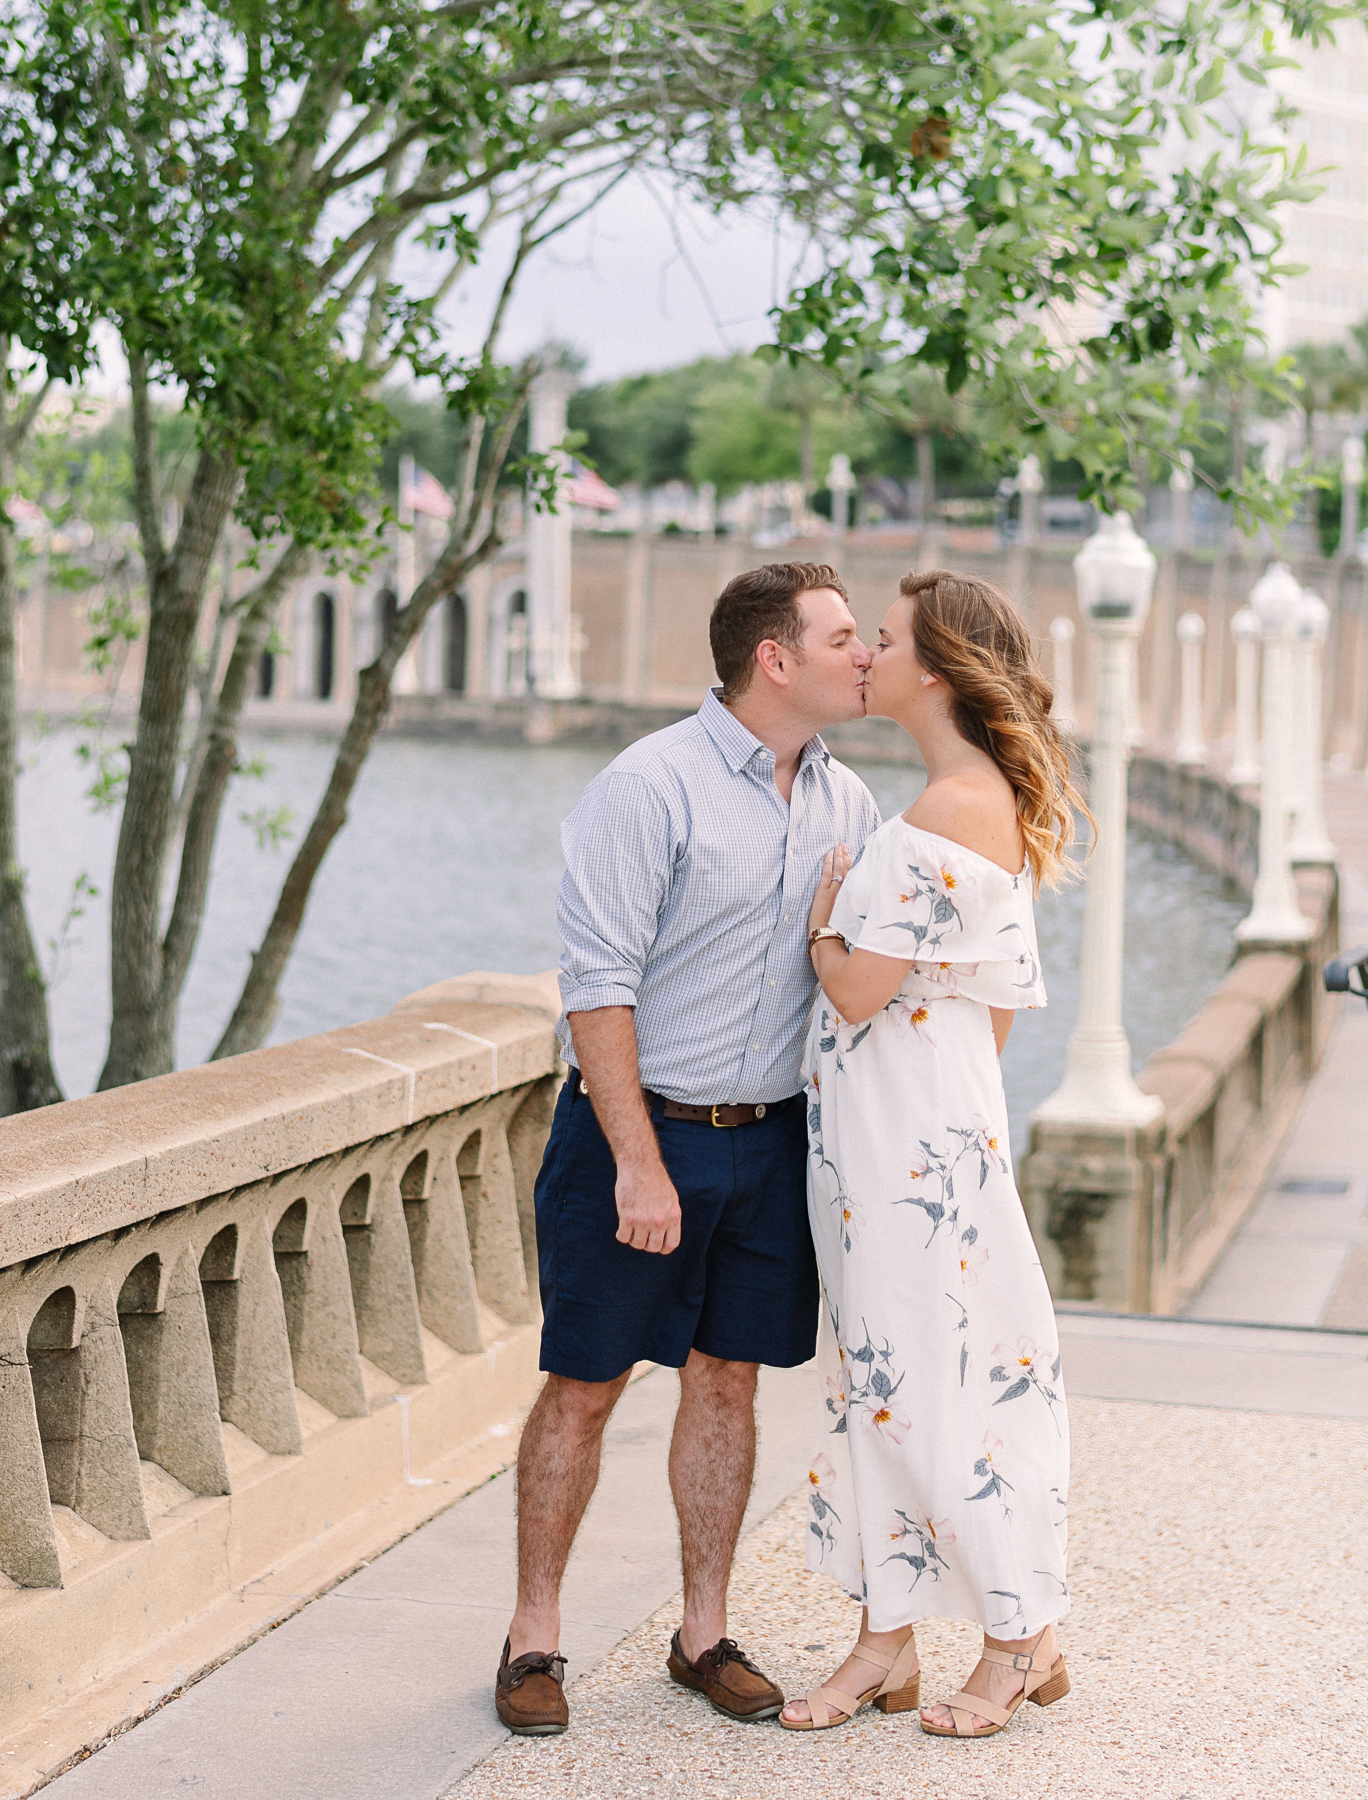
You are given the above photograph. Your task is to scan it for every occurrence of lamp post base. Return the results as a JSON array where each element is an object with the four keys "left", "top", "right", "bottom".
[
  {"left": 1234, "top": 903, "right": 1313, "bottom": 946},
  {"left": 1032, "top": 1029, "right": 1165, "bottom": 1130}
]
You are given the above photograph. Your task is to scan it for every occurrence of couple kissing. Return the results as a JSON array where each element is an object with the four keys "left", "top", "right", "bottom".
[{"left": 496, "top": 559, "right": 1082, "bottom": 1743}]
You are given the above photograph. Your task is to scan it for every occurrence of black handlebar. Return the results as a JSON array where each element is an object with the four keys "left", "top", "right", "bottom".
[{"left": 1325, "top": 949, "right": 1368, "bottom": 1005}]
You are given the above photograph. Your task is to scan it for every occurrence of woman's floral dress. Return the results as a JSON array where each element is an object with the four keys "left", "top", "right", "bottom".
[{"left": 803, "top": 818, "right": 1069, "bottom": 1640}]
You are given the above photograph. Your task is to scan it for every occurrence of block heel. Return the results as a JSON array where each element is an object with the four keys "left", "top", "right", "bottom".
[
  {"left": 872, "top": 1673, "right": 921, "bottom": 1714},
  {"left": 1027, "top": 1660, "right": 1070, "bottom": 1706}
]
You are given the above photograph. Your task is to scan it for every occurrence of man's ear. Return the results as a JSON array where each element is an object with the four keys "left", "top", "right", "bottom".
[{"left": 754, "top": 638, "right": 790, "bottom": 687}]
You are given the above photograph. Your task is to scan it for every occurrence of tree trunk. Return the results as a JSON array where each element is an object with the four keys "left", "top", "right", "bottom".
[
  {"left": 154, "top": 540, "right": 308, "bottom": 1046},
  {"left": 98, "top": 444, "right": 240, "bottom": 1090},
  {"left": 0, "top": 457, "right": 63, "bottom": 1112}
]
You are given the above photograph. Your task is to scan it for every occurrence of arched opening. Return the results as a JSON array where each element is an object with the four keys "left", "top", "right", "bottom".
[
  {"left": 117, "top": 1254, "right": 162, "bottom": 1317},
  {"left": 272, "top": 1199, "right": 311, "bottom": 1370},
  {"left": 199, "top": 1225, "right": 241, "bottom": 1409},
  {"left": 313, "top": 591, "right": 335, "bottom": 699},
  {"left": 400, "top": 1151, "right": 432, "bottom": 1299},
  {"left": 257, "top": 649, "right": 275, "bottom": 698},
  {"left": 27, "top": 1288, "right": 81, "bottom": 1506},
  {"left": 444, "top": 591, "right": 467, "bottom": 692}
]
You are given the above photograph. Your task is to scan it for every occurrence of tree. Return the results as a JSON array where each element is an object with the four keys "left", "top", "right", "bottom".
[{"left": 768, "top": 0, "right": 1352, "bottom": 526}]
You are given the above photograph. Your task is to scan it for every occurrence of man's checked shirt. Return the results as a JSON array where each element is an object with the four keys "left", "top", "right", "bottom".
[{"left": 556, "top": 687, "right": 881, "bottom": 1104}]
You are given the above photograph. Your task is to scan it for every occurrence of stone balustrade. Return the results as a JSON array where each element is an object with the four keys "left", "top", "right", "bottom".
[
  {"left": 0, "top": 973, "right": 562, "bottom": 1769},
  {"left": 1021, "top": 759, "right": 1337, "bottom": 1315}
]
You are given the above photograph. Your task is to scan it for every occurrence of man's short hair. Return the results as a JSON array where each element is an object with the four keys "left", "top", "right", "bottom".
[{"left": 709, "top": 562, "right": 849, "bottom": 700}]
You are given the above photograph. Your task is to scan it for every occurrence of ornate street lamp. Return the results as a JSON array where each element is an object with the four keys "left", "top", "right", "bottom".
[
  {"left": 1235, "top": 563, "right": 1313, "bottom": 945},
  {"left": 1035, "top": 513, "right": 1163, "bottom": 1130}
]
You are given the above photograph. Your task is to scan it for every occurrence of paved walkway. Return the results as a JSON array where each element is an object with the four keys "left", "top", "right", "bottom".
[{"left": 40, "top": 771, "right": 1368, "bottom": 1800}]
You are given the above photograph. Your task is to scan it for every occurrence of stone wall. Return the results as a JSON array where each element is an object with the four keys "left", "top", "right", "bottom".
[
  {"left": 0, "top": 974, "right": 563, "bottom": 1786},
  {"left": 1020, "top": 761, "right": 1338, "bottom": 1315}
]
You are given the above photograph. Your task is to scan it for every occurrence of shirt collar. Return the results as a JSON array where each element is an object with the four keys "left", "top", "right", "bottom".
[{"left": 699, "top": 686, "right": 831, "bottom": 776}]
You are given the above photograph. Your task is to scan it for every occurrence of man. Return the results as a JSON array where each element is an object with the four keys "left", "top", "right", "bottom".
[{"left": 495, "top": 562, "right": 880, "bottom": 1736}]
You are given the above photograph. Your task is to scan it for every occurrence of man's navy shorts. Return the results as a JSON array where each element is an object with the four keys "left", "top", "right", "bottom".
[{"left": 534, "top": 1079, "right": 818, "bottom": 1383}]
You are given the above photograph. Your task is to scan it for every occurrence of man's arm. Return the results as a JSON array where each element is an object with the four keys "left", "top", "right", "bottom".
[{"left": 567, "top": 1007, "right": 681, "bottom": 1256}]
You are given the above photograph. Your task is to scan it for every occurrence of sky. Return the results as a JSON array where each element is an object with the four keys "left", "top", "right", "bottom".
[{"left": 391, "top": 173, "right": 823, "bottom": 389}]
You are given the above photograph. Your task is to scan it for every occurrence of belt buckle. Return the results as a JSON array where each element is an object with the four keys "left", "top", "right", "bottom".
[{"left": 710, "top": 1104, "right": 727, "bottom": 1128}]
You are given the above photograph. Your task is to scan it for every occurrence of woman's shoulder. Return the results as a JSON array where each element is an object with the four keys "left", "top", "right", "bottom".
[{"left": 899, "top": 776, "right": 1024, "bottom": 880}]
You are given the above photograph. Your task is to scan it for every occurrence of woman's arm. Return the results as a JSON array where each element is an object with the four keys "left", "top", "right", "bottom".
[
  {"left": 807, "top": 846, "right": 912, "bottom": 1025},
  {"left": 990, "top": 1007, "right": 1013, "bottom": 1056}
]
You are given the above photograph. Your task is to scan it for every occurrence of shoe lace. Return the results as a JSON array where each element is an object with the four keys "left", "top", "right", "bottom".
[
  {"left": 699, "top": 1637, "right": 761, "bottom": 1676},
  {"left": 507, "top": 1651, "right": 567, "bottom": 1689}
]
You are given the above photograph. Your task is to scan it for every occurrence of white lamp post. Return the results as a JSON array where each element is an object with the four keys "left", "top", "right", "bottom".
[
  {"left": 827, "top": 453, "right": 855, "bottom": 538},
  {"left": 1235, "top": 563, "right": 1313, "bottom": 945},
  {"left": 1049, "top": 615, "right": 1076, "bottom": 735},
  {"left": 1229, "top": 607, "right": 1261, "bottom": 785},
  {"left": 1286, "top": 589, "right": 1335, "bottom": 864},
  {"left": 1034, "top": 513, "right": 1163, "bottom": 1130},
  {"left": 1174, "top": 611, "right": 1207, "bottom": 765}
]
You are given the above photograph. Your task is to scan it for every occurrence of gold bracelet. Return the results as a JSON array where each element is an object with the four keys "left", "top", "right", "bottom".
[{"left": 808, "top": 926, "right": 845, "bottom": 951}]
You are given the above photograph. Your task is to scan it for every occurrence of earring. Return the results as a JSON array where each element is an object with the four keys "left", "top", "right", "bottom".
[{"left": 920, "top": 675, "right": 932, "bottom": 686}]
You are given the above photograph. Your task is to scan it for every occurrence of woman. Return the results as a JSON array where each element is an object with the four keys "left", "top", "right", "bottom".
[{"left": 779, "top": 570, "right": 1085, "bottom": 1739}]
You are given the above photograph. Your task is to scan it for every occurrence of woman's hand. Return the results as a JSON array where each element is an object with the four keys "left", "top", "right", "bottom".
[{"left": 808, "top": 843, "right": 853, "bottom": 935}]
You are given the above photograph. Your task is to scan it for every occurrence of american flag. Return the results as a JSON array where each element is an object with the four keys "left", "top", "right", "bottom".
[
  {"left": 403, "top": 464, "right": 455, "bottom": 520},
  {"left": 566, "top": 460, "right": 621, "bottom": 512}
]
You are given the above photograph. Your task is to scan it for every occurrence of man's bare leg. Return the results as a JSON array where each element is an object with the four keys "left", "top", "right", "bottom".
[
  {"left": 508, "top": 1369, "right": 632, "bottom": 1659},
  {"left": 670, "top": 1349, "right": 759, "bottom": 1660}
]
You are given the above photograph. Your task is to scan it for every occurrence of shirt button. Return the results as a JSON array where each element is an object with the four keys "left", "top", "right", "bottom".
[
  {"left": 752, "top": 1043, "right": 761, "bottom": 1052},
  {"left": 783, "top": 913, "right": 790, "bottom": 921},
  {"left": 769, "top": 979, "right": 776, "bottom": 988}
]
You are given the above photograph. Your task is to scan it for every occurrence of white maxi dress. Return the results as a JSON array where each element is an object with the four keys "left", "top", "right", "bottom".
[{"left": 802, "top": 818, "right": 1070, "bottom": 1641}]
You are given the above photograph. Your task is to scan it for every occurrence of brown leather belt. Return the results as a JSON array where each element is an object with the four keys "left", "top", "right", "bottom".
[
  {"left": 644, "top": 1089, "right": 788, "bottom": 1128},
  {"left": 569, "top": 1076, "right": 791, "bottom": 1128}
]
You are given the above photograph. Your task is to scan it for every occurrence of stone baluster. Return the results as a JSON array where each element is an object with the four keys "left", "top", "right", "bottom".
[
  {"left": 1286, "top": 589, "right": 1336, "bottom": 864},
  {"left": 1236, "top": 564, "right": 1314, "bottom": 947},
  {"left": 1049, "top": 616, "right": 1076, "bottom": 735},
  {"left": 1229, "top": 607, "right": 1261, "bottom": 785},
  {"left": 1174, "top": 612, "right": 1207, "bottom": 766}
]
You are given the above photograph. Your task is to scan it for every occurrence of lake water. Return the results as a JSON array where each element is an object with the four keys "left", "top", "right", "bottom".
[{"left": 21, "top": 731, "right": 1245, "bottom": 1151}]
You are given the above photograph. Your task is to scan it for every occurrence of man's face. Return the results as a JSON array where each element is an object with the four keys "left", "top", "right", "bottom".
[{"left": 786, "top": 586, "right": 872, "bottom": 724}]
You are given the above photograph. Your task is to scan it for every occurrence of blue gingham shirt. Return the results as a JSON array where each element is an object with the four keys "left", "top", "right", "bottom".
[{"left": 556, "top": 688, "right": 881, "bottom": 1104}]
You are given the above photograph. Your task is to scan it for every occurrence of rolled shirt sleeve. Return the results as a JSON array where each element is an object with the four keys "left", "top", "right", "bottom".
[{"left": 556, "top": 772, "right": 675, "bottom": 1015}]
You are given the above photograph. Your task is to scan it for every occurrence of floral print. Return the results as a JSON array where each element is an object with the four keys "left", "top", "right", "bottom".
[{"left": 802, "top": 818, "right": 1070, "bottom": 1640}]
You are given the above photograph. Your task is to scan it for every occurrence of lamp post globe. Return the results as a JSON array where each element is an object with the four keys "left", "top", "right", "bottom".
[{"left": 1033, "top": 512, "right": 1163, "bottom": 1131}]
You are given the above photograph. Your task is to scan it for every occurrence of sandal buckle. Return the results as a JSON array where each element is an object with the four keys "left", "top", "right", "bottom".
[{"left": 1011, "top": 1652, "right": 1033, "bottom": 1672}]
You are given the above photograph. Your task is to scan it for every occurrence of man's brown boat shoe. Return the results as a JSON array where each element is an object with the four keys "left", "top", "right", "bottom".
[
  {"left": 495, "top": 1638, "right": 569, "bottom": 1736},
  {"left": 667, "top": 1630, "right": 785, "bottom": 1722}
]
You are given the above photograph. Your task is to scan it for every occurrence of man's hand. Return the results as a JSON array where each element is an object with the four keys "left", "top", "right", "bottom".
[
  {"left": 615, "top": 1158, "right": 682, "bottom": 1255},
  {"left": 567, "top": 1006, "right": 683, "bottom": 1257}
]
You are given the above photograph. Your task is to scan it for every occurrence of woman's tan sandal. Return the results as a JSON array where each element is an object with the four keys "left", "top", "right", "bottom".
[
  {"left": 779, "top": 1635, "right": 920, "bottom": 1732},
  {"left": 920, "top": 1627, "right": 1069, "bottom": 1739}
]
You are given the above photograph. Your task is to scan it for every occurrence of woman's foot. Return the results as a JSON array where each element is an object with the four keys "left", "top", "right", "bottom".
[
  {"left": 779, "top": 1613, "right": 917, "bottom": 1726},
  {"left": 919, "top": 1627, "right": 1047, "bottom": 1733}
]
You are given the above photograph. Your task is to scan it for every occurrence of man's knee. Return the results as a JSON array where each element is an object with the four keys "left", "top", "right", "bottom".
[
  {"left": 679, "top": 1349, "right": 759, "bottom": 1409},
  {"left": 537, "top": 1368, "right": 631, "bottom": 1432}
]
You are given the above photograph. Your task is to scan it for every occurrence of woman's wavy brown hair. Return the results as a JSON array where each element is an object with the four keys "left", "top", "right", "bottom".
[{"left": 899, "top": 569, "right": 1091, "bottom": 889}]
